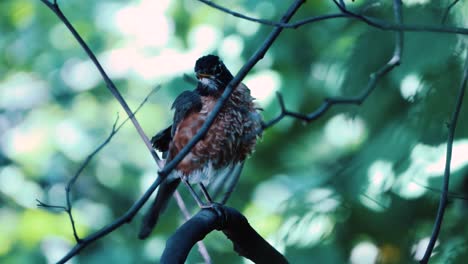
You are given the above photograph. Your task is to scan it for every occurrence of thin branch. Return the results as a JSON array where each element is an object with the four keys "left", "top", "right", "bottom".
[
  {"left": 441, "top": 0, "right": 460, "bottom": 24},
  {"left": 360, "top": 193, "right": 389, "bottom": 210},
  {"left": 411, "top": 180, "right": 468, "bottom": 201},
  {"left": 56, "top": 178, "right": 163, "bottom": 263},
  {"left": 198, "top": 0, "right": 468, "bottom": 35},
  {"left": 220, "top": 163, "right": 244, "bottom": 205},
  {"left": 39, "top": 0, "right": 160, "bottom": 164},
  {"left": 197, "top": 0, "right": 347, "bottom": 29},
  {"left": 197, "top": 0, "right": 289, "bottom": 27},
  {"left": 37, "top": 86, "right": 160, "bottom": 244},
  {"left": 48, "top": 85, "right": 187, "bottom": 263},
  {"left": 332, "top": 0, "right": 468, "bottom": 35},
  {"left": 338, "top": 0, "right": 347, "bottom": 9},
  {"left": 36, "top": 199, "right": 67, "bottom": 211},
  {"left": 173, "top": 191, "right": 212, "bottom": 264},
  {"left": 37, "top": 198, "right": 82, "bottom": 242},
  {"left": 419, "top": 49, "right": 468, "bottom": 264},
  {"left": 260, "top": 0, "right": 403, "bottom": 134},
  {"left": 209, "top": 164, "right": 242, "bottom": 203}
]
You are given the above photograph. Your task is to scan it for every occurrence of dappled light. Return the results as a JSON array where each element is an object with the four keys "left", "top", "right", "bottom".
[
  {"left": 349, "top": 241, "right": 379, "bottom": 264},
  {"left": 1, "top": 0, "right": 468, "bottom": 263}
]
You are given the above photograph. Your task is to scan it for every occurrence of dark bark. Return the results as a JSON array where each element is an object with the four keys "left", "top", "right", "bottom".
[{"left": 161, "top": 204, "right": 288, "bottom": 264}]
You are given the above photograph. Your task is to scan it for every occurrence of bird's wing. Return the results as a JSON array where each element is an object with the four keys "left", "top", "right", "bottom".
[
  {"left": 171, "top": 90, "right": 202, "bottom": 136},
  {"left": 150, "top": 90, "right": 202, "bottom": 154},
  {"left": 150, "top": 125, "right": 172, "bottom": 153}
]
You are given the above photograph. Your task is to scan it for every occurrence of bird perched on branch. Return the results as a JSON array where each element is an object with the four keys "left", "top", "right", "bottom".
[{"left": 139, "top": 55, "right": 262, "bottom": 239}]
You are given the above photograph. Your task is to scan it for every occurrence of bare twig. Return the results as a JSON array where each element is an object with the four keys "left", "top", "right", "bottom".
[
  {"left": 338, "top": 0, "right": 347, "bottom": 9},
  {"left": 56, "top": 178, "right": 163, "bottom": 263},
  {"left": 259, "top": 0, "right": 403, "bottom": 134},
  {"left": 411, "top": 180, "right": 468, "bottom": 201},
  {"left": 360, "top": 193, "right": 389, "bottom": 210},
  {"left": 332, "top": 0, "right": 468, "bottom": 35},
  {"left": 419, "top": 49, "right": 468, "bottom": 264},
  {"left": 36, "top": 199, "right": 67, "bottom": 211},
  {"left": 173, "top": 191, "right": 212, "bottom": 264},
  {"left": 220, "top": 163, "right": 244, "bottom": 205},
  {"left": 209, "top": 163, "right": 242, "bottom": 203},
  {"left": 36, "top": 86, "right": 160, "bottom": 244},
  {"left": 197, "top": 0, "right": 346, "bottom": 29},
  {"left": 198, "top": 0, "right": 468, "bottom": 35},
  {"left": 441, "top": 0, "right": 460, "bottom": 24},
  {"left": 39, "top": 0, "right": 160, "bottom": 164}
]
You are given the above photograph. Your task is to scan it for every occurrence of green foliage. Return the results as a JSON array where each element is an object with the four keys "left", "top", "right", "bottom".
[{"left": 1, "top": 0, "right": 468, "bottom": 263}]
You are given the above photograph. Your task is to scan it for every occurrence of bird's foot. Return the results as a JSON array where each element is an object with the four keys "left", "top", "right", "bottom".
[{"left": 200, "top": 202, "right": 226, "bottom": 228}]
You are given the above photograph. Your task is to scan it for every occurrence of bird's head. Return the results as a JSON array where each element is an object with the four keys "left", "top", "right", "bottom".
[{"left": 194, "top": 55, "right": 233, "bottom": 96}]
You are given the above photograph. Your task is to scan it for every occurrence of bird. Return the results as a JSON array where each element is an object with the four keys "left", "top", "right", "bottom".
[{"left": 138, "top": 55, "right": 262, "bottom": 239}]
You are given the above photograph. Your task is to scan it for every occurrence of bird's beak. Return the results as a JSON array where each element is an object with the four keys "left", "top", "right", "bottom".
[{"left": 196, "top": 73, "right": 212, "bottom": 79}]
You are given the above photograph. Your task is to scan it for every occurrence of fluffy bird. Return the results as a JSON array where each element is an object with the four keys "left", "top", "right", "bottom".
[{"left": 139, "top": 55, "right": 261, "bottom": 239}]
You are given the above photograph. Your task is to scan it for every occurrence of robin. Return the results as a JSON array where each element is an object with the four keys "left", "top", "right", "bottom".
[{"left": 139, "top": 55, "right": 262, "bottom": 239}]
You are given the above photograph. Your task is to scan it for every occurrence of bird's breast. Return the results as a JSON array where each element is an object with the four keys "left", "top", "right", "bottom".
[{"left": 169, "top": 84, "right": 261, "bottom": 184}]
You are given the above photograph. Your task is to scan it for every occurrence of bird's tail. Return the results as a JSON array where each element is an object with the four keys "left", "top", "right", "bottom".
[{"left": 138, "top": 178, "right": 181, "bottom": 239}]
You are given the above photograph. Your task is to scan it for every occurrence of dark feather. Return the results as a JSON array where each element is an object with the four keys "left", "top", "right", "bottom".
[
  {"left": 150, "top": 90, "right": 202, "bottom": 154},
  {"left": 171, "top": 90, "right": 202, "bottom": 135},
  {"left": 138, "top": 178, "right": 181, "bottom": 239},
  {"left": 151, "top": 126, "right": 172, "bottom": 153}
]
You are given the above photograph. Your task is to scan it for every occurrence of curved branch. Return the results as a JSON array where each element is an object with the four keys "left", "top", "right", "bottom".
[
  {"left": 56, "top": 177, "right": 163, "bottom": 264},
  {"left": 37, "top": 86, "right": 159, "bottom": 245},
  {"left": 441, "top": 0, "right": 460, "bottom": 24},
  {"left": 161, "top": 205, "right": 288, "bottom": 264},
  {"left": 173, "top": 191, "right": 212, "bottom": 264},
  {"left": 419, "top": 49, "right": 468, "bottom": 264},
  {"left": 198, "top": 0, "right": 468, "bottom": 35},
  {"left": 332, "top": 0, "right": 468, "bottom": 35},
  {"left": 197, "top": 0, "right": 347, "bottom": 29},
  {"left": 261, "top": 0, "right": 403, "bottom": 133},
  {"left": 39, "top": 0, "right": 161, "bottom": 164}
]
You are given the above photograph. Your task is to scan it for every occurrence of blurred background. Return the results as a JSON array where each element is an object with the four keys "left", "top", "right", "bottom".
[{"left": 1, "top": 0, "right": 468, "bottom": 263}]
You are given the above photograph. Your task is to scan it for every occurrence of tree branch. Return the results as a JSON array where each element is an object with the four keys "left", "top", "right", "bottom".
[
  {"left": 36, "top": 86, "right": 160, "bottom": 244},
  {"left": 197, "top": 0, "right": 347, "bottom": 29},
  {"left": 441, "top": 0, "right": 460, "bottom": 24},
  {"left": 419, "top": 49, "right": 468, "bottom": 264},
  {"left": 197, "top": 0, "right": 468, "bottom": 35},
  {"left": 410, "top": 180, "right": 468, "bottom": 202},
  {"left": 332, "top": 0, "right": 468, "bottom": 35},
  {"left": 39, "top": 0, "right": 160, "bottom": 164},
  {"left": 259, "top": 0, "right": 403, "bottom": 134},
  {"left": 173, "top": 191, "right": 212, "bottom": 264},
  {"left": 161, "top": 204, "right": 288, "bottom": 264}
]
